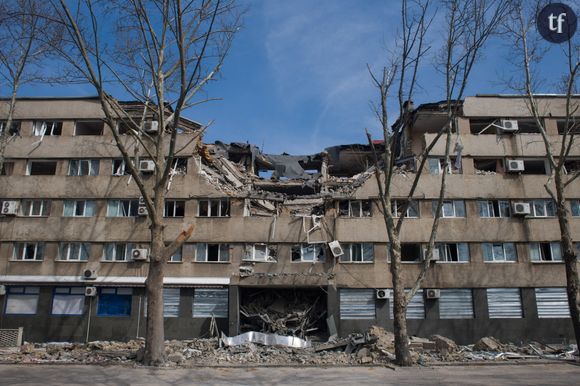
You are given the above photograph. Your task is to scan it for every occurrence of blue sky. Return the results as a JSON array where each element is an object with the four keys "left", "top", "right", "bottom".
[{"left": 18, "top": 0, "right": 578, "bottom": 154}]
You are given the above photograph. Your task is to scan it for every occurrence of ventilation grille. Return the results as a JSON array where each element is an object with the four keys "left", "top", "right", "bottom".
[{"left": 0, "top": 327, "right": 23, "bottom": 347}]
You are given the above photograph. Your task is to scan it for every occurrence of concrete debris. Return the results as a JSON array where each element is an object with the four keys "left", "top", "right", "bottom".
[
  {"left": 473, "top": 336, "right": 502, "bottom": 352},
  {"left": 221, "top": 332, "right": 311, "bottom": 349},
  {"left": 0, "top": 330, "right": 577, "bottom": 367}
]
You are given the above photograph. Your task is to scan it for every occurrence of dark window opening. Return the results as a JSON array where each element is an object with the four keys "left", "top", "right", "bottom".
[
  {"left": 522, "top": 160, "right": 549, "bottom": 175},
  {"left": 0, "top": 121, "right": 21, "bottom": 136},
  {"left": 117, "top": 119, "right": 141, "bottom": 135},
  {"left": 1, "top": 161, "right": 14, "bottom": 176},
  {"left": 474, "top": 158, "right": 504, "bottom": 173},
  {"left": 469, "top": 119, "right": 497, "bottom": 134},
  {"left": 33, "top": 121, "right": 62, "bottom": 136},
  {"left": 207, "top": 244, "right": 220, "bottom": 262},
  {"left": 170, "top": 157, "right": 188, "bottom": 174},
  {"left": 28, "top": 161, "right": 57, "bottom": 175},
  {"left": 401, "top": 243, "right": 422, "bottom": 262},
  {"left": 516, "top": 119, "right": 542, "bottom": 133},
  {"left": 557, "top": 119, "right": 580, "bottom": 135},
  {"left": 564, "top": 159, "right": 580, "bottom": 174},
  {"left": 75, "top": 121, "right": 104, "bottom": 136},
  {"left": 164, "top": 200, "right": 185, "bottom": 217}
]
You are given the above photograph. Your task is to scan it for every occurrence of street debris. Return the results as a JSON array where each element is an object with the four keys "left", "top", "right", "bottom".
[{"left": 1, "top": 327, "right": 577, "bottom": 367}]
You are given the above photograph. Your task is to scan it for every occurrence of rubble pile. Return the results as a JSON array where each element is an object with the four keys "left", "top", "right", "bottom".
[{"left": 0, "top": 328, "right": 577, "bottom": 367}]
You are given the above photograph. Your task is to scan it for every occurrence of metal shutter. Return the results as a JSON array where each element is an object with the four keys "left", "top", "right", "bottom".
[
  {"left": 193, "top": 288, "right": 228, "bottom": 318},
  {"left": 339, "top": 289, "right": 375, "bottom": 320},
  {"left": 535, "top": 288, "right": 570, "bottom": 318},
  {"left": 487, "top": 288, "right": 522, "bottom": 318},
  {"left": 389, "top": 292, "right": 425, "bottom": 319},
  {"left": 439, "top": 289, "right": 473, "bottom": 319},
  {"left": 163, "top": 288, "right": 180, "bottom": 317}
]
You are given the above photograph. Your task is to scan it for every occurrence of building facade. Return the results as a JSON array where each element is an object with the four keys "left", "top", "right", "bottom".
[{"left": 0, "top": 95, "right": 578, "bottom": 344}]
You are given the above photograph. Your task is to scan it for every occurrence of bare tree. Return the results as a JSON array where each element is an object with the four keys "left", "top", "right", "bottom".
[
  {"left": 50, "top": 0, "right": 240, "bottom": 366},
  {"left": 0, "top": 0, "right": 61, "bottom": 173},
  {"left": 367, "top": 0, "right": 508, "bottom": 366},
  {"left": 505, "top": 2, "right": 580, "bottom": 350}
]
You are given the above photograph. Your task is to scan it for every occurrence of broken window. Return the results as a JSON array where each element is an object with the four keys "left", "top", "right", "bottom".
[
  {"left": 58, "top": 243, "right": 90, "bottom": 261},
  {"left": 439, "top": 289, "right": 474, "bottom": 319},
  {"left": 291, "top": 244, "right": 326, "bottom": 262},
  {"left": 27, "top": 160, "right": 57, "bottom": 175},
  {"left": 169, "top": 157, "right": 188, "bottom": 174},
  {"left": 169, "top": 247, "right": 182, "bottom": 262},
  {"left": 557, "top": 119, "right": 580, "bottom": 135},
  {"left": 482, "top": 243, "right": 517, "bottom": 262},
  {"left": 391, "top": 200, "right": 419, "bottom": 218},
  {"left": 427, "top": 157, "right": 460, "bottom": 175},
  {"left": 195, "top": 243, "right": 230, "bottom": 262},
  {"left": 340, "top": 243, "right": 374, "bottom": 263},
  {"left": 436, "top": 243, "right": 470, "bottom": 262},
  {"left": 116, "top": 119, "right": 139, "bottom": 135},
  {"left": 529, "top": 242, "right": 562, "bottom": 262},
  {"left": 487, "top": 288, "right": 523, "bottom": 318},
  {"left": 399, "top": 243, "right": 422, "bottom": 263},
  {"left": 535, "top": 288, "right": 570, "bottom": 318},
  {"left": 338, "top": 200, "right": 371, "bottom": 217},
  {"left": 192, "top": 288, "right": 228, "bottom": 318},
  {"left": 112, "top": 159, "right": 133, "bottom": 176},
  {"left": 521, "top": 159, "right": 550, "bottom": 175},
  {"left": 469, "top": 118, "right": 497, "bottom": 134},
  {"left": 106, "top": 199, "right": 139, "bottom": 217},
  {"left": 74, "top": 120, "right": 104, "bottom": 136},
  {"left": 474, "top": 158, "right": 504, "bottom": 174},
  {"left": 63, "top": 200, "right": 96, "bottom": 217},
  {"left": 478, "top": 200, "right": 511, "bottom": 218},
  {"left": 52, "top": 287, "right": 86, "bottom": 316},
  {"left": 198, "top": 199, "right": 230, "bottom": 217},
  {"left": 13, "top": 242, "right": 45, "bottom": 261},
  {"left": 389, "top": 290, "right": 425, "bottom": 319},
  {"left": 0, "top": 120, "right": 21, "bottom": 136},
  {"left": 164, "top": 200, "right": 185, "bottom": 217},
  {"left": 433, "top": 200, "right": 466, "bottom": 218},
  {"left": 515, "top": 119, "right": 542, "bottom": 133},
  {"left": 102, "top": 243, "right": 135, "bottom": 262},
  {"left": 20, "top": 200, "right": 51, "bottom": 217},
  {"left": 68, "top": 159, "right": 100, "bottom": 176},
  {"left": 5, "top": 286, "right": 40, "bottom": 315},
  {"left": 571, "top": 200, "right": 580, "bottom": 217},
  {"left": 563, "top": 159, "right": 580, "bottom": 174},
  {"left": 244, "top": 244, "right": 277, "bottom": 262},
  {"left": 339, "top": 288, "right": 375, "bottom": 320},
  {"left": 529, "top": 199, "right": 556, "bottom": 217},
  {"left": 32, "top": 121, "right": 62, "bottom": 136},
  {"left": 0, "top": 161, "right": 14, "bottom": 176},
  {"left": 97, "top": 288, "right": 132, "bottom": 316}
]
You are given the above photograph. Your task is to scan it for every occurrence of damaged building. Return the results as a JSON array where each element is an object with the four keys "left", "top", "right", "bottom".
[{"left": 0, "top": 95, "right": 578, "bottom": 345}]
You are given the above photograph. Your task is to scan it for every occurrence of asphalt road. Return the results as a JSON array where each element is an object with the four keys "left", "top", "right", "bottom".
[{"left": 1, "top": 363, "right": 579, "bottom": 385}]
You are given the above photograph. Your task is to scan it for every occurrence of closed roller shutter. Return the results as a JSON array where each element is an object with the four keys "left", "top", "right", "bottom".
[
  {"left": 163, "top": 288, "right": 180, "bottom": 317},
  {"left": 535, "top": 288, "right": 570, "bottom": 318},
  {"left": 340, "top": 289, "right": 375, "bottom": 320},
  {"left": 439, "top": 289, "right": 473, "bottom": 319},
  {"left": 389, "top": 291, "right": 425, "bottom": 319},
  {"left": 193, "top": 288, "right": 228, "bottom": 318},
  {"left": 487, "top": 288, "right": 522, "bottom": 318}
]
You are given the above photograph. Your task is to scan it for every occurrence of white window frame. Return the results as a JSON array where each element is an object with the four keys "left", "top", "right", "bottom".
[
  {"left": 478, "top": 200, "right": 511, "bottom": 218},
  {"left": 195, "top": 243, "right": 230, "bottom": 262},
  {"left": 482, "top": 243, "right": 517, "bottom": 262},
  {"left": 339, "top": 200, "right": 372, "bottom": 217},
  {"left": 292, "top": 244, "right": 326, "bottom": 262},
  {"left": 20, "top": 200, "right": 51, "bottom": 217},
  {"left": 530, "top": 199, "right": 556, "bottom": 217},
  {"left": 198, "top": 199, "right": 230, "bottom": 217},
  {"left": 435, "top": 243, "right": 470, "bottom": 263},
  {"left": 33, "top": 121, "right": 62, "bottom": 136},
  {"left": 63, "top": 200, "right": 96, "bottom": 217},
  {"left": 392, "top": 200, "right": 419, "bottom": 218},
  {"left": 570, "top": 200, "right": 580, "bottom": 217},
  {"left": 169, "top": 247, "right": 183, "bottom": 262},
  {"left": 529, "top": 242, "right": 562, "bottom": 262},
  {"left": 68, "top": 159, "right": 100, "bottom": 176},
  {"left": 435, "top": 200, "right": 466, "bottom": 218},
  {"left": 58, "top": 243, "right": 90, "bottom": 261},
  {"left": 102, "top": 243, "right": 135, "bottom": 262},
  {"left": 112, "top": 159, "right": 132, "bottom": 176},
  {"left": 340, "top": 243, "right": 374, "bottom": 263},
  {"left": 13, "top": 242, "right": 44, "bottom": 261},
  {"left": 243, "top": 243, "right": 276, "bottom": 262},
  {"left": 106, "top": 199, "right": 139, "bottom": 217},
  {"left": 164, "top": 200, "right": 185, "bottom": 217}
]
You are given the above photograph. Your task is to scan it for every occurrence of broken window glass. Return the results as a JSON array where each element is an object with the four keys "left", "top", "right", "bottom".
[
  {"left": 399, "top": 243, "right": 422, "bottom": 262},
  {"left": 530, "top": 199, "right": 555, "bottom": 217},
  {"left": 27, "top": 160, "right": 57, "bottom": 175},
  {"left": 529, "top": 242, "right": 562, "bottom": 262},
  {"left": 68, "top": 159, "right": 100, "bottom": 176},
  {"left": 435, "top": 200, "right": 465, "bottom": 218},
  {"left": 164, "top": 200, "right": 185, "bottom": 217},
  {"left": 436, "top": 243, "right": 470, "bottom": 262},
  {"left": 392, "top": 200, "right": 419, "bottom": 218},
  {"left": 292, "top": 244, "right": 325, "bottom": 262},
  {"left": 194, "top": 243, "right": 229, "bottom": 262},
  {"left": 1, "top": 161, "right": 14, "bottom": 175},
  {"left": 338, "top": 200, "right": 372, "bottom": 217},
  {"left": 107, "top": 200, "right": 139, "bottom": 217},
  {"left": 112, "top": 159, "right": 132, "bottom": 176},
  {"left": 198, "top": 199, "right": 230, "bottom": 217},
  {"left": 75, "top": 120, "right": 104, "bottom": 136},
  {"left": 33, "top": 121, "right": 62, "bottom": 136},
  {"left": 63, "top": 200, "right": 96, "bottom": 217},
  {"left": 0, "top": 120, "right": 21, "bottom": 136}
]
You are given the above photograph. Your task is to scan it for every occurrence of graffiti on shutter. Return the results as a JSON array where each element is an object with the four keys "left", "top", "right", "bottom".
[
  {"left": 193, "top": 288, "right": 228, "bottom": 318},
  {"left": 439, "top": 289, "right": 473, "bottom": 319},
  {"left": 487, "top": 288, "right": 522, "bottom": 318},
  {"left": 339, "top": 289, "right": 375, "bottom": 320},
  {"left": 535, "top": 288, "right": 570, "bottom": 318}
]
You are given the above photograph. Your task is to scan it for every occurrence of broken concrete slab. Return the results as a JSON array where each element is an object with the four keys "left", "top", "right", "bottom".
[
  {"left": 430, "top": 335, "right": 458, "bottom": 353},
  {"left": 474, "top": 337, "right": 502, "bottom": 352}
]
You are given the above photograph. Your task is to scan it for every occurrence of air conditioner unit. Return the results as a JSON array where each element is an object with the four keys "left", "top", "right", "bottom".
[
  {"left": 430, "top": 248, "right": 441, "bottom": 262},
  {"left": 507, "top": 159, "right": 525, "bottom": 172},
  {"left": 139, "top": 160, "right": 155, "bottom": 173},
  {"left": 82, "top": 269, "right": 97, "bottom": 280},
  {"left": 143, "top": 121, "right": 159, "bottom": 134},
  {"left": 138, "top": 206, "right": 148, "bottom": 216},
  {"left": 131, "top": 248, "right": 149, "bottom": 261},
  {"left": 425, "top": 289, "right": 440, "bottom": 299},
  {"left": 1, "top": 201, "right": 19, "bottom": 216},
  {"left": 500, "top": 119, "right": 519, "bottom": 132},
  {"left": 376, "top": 289, "right": 391, "bottom": 299},
  {"left": 85, "top": 286, "right": 97, "bottom": 297},
  {"left": 328, "top": 240, "right": 344, "bottom": 258},
  {"left": 0, "top": 285, "right": 6, "bottom": 296},
  {"left": 512, "top": 202, "right": 531, "bottom": 216}
]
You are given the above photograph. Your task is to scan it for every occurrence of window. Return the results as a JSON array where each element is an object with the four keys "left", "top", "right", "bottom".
[
  {"left": 339, "top": 200, "right": 372, "bottom": 217},
  {"left": 97, "top": 288, "right": 132, "bottom": 317},
  {"left": 0, "top": 120, "right": 21, "bottom": 136},
  {"left": 193, "top": 288, "right": 228, "bottom": 318},
  {"left": 571, "top": 200, "right": 580, "bottom": 217},
  {"left": 198, "top": 199, "right": 230, "bottom": 217},
  {"left": 392, "top": 200, "right": 419, "bottom": 218},
  {"left": 339, "top": 289, "right": 375, "bottom": 320},
  {"left": 482, "top": 243, "right": 517, "bottom": 262},
  {"left": 399, "top": 243, "right": 422, "bottom": 263},
  {"left": 389, "top": 290, "right": 425, "bottom": 319},
  {"left": 107, "top": 200, "right": 139, "bottom": 217},
  {"left": 112, "top": 159, "right": 131, "bottom": 176},
  {"left": 521, "top": 159, "right": 550, "bottom": 175},
  {"left": 116, "top": 119, "right": 137, "bottom": 135},
  {"left": 169, "top": 247, "right": 182, "bottom": 262},
  {"left": 291, "top": 244, "right": 326, "bottom": 262},
  {"left": 530, "top": 199, "right": 556, "bottom": 217},
  {"left": 170, "top": 157, "right": 188, "bottom": 174},
  {"left": 563, "top": 159, "right": 580, "bottom": 174},
  {"left": 340, "top": 243, "right": 374, "bottom": 263},
  {"left": 1, "top": 161, "right": 14, "bottom": 175},
  {"left": 428, "top": 157, "right": 460, "bottom": 175},
  {"left": 63, "top": 200, "right": 96, "bottom": 217},
  {"left": 75, "top": 121, "right": 104, "bottom": 136},
  {"left": 102, "top": 243, "right": 135, "bottom": 262},
  {"left": 52, "top": 287, "right": 85, "bottom": 315},
  {"left": 33, "top": 121, "right": 62, "bottom": 136},
  {"left": 243, "top": 244, "right": 276, "bottom": 262},
  {"left": 478, "top": 200, "right": 510, "bottom": 218},
  {"left": 474, "top": 158, "right": 505, "bottom": 174},
  {"left": 529, "top": 242, "right": 562, "bottom": 262},
  {"left": 27, "top": 160, "right": 57, "bottom": 175},
  {"left": 487, "top": 288, "right": 523, "bottom": 318},
  {"left": 557, "top": 119, "right": 580, "bottom": 135},
  {"left": 163, "top": 288, "right": 180, "bottom": 317},
  {"left": 20, "top": 200, "right": 51, "bottom": 217},
  {"left": 58, "top": 243, "right": 90, "bottom": 261},
  {"left": 195, "top": 243, "right": 230, "bottom": 262},
  {"left": 164, "top": 200, "right": 185, "bottom": 217},
  {"left": 433, "top": 200, "right": 466, "bottom": 218},
  {"left": 4, "top": 286, "right": 40, "bottom": 315},
  {"left": 68, "top": 159, "right": 100, "bottom": 176},
  {"left": 436, "top": 243, "right": 470, "bottom": 262},
  {"left": 13, "top": 242, "right": 44, "bottom": 261},
  {"left": 535, "top": 288, "right": 570, "bottom": 318},
  {"left": 439, "top": 289, "right": 474, "bottom": 319}
]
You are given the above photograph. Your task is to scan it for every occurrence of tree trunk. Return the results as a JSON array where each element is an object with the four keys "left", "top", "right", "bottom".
[
  {"left": 390, "top": 242, "right": 412, "bottom": 366},
  {"left": 143, "top": 223, "right": 166, "bottom": 366},
  {"left": 554, "top": 172, "right": 580, "bottom": 349}
]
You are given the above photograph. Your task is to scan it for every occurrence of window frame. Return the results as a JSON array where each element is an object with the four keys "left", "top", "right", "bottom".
[
  {"left": 243, "top": 243, "right": 276, "bottom": 262},
  {"left": 435, "top": 243, "right": 470, "bottom": 263},
  {"left": 19, "top": 200, "right": 51, "bottom": 217},
  {"left": 106, "top": 199, "right": 139, "bottom": 217},
  {"left": 291, "top": 244, "right": 326, "bottom": 262},
  {"left": 392, "top": 200, "right": 419, "bottom": 218},
  {"left": 164, "top": 200, "right": 185, "bottom": 217},
  {"left": 63, "top": 200, "right": 96, "bottom": 217},
  {"left": 51, "top": 287, "right": 86, "bottom": 316},
  {"left": 26, "top": 160, "right": 58, "bottom": 175},
  {"left": 529, "top": 199, "right": 556, "bottom": 217},
  {"left": 4, "top": 286, "right": 40, "bottom": 315},
  {"left": 482, "top": 242, "right": 518, "bottom": 263},
  {"left": 340, "top": 243, "right": 374, "bottom": 263},
  {"left": 529, "top": 242, "right": 562, "bottom": 262},
  {"left": 102, "top": 243, "right": 136, "bottom": 262},
  {"left": 198, "top": 199, "right": 230, "bottom": 217},
  {"left": 68, "top": 159, "right": 100, "bottom": 176},
  {"left": 12, "top": 242, "right": 45, "bottom": 261},
  {"left": 571, "top": 200, "right": 580, "bottom": 217},
  {"left": 434, "top": 200, "right": 466, "bottom": 218},
  {"left": 338, "top": 200, "right": 372, "bottom": 217},
  {"left": 96, "top": 287, "right": 133, "bottom": 317},
  {"left": 58, "top": 242, "right": 90, "bottom": 262},
  {"left": 32, "top": 120, "right": 62, "bottom": 136},
  {"left": 477, "top": 200, "right": 511, "bottom": 218}
]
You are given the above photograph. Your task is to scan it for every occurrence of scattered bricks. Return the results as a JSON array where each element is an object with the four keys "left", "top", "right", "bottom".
[
  {"left": 167, "top": 352, "right": 186, "bottom": 364},
  {"left": 430, "top": 335, "right": 457, "bottom": 354},
  {"left": 474, "top": 337, "right": 502, "bottom": 352}
]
